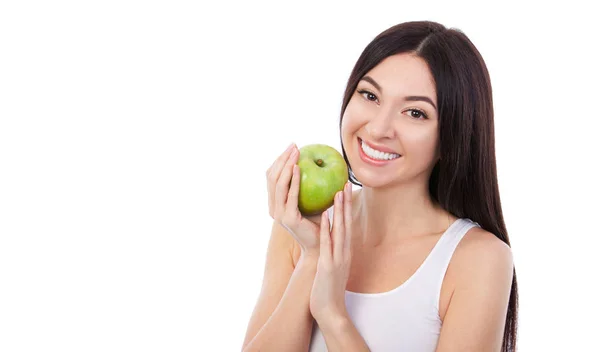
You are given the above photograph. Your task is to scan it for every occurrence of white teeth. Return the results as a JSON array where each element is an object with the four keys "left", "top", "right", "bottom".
[{"left": 361, "top": 140, "right": 400, "bottom": 160}]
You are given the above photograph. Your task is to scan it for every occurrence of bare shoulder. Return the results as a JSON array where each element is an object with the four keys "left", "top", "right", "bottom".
[
  {"left": 458, "top": 226, "right": 512, "bottom": 257},
  {"left": 452, "top": 225, "right": 514, "bottom": 284},
  {"left": 436, "top": 225, "right": 514, "bottom": 349}
]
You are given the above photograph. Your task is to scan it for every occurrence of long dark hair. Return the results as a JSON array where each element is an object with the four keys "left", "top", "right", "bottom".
[{"left": 338, "top": 20, "right": 519, "bottom": 351}]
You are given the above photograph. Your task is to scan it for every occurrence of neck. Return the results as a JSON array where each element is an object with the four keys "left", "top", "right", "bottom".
[{"left": 354, "top": 179, "right": 452, "bottom": 248}]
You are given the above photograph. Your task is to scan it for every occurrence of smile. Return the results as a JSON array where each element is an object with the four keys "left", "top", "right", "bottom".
[{"left": 358, "top": 137, "right": 401, "bottom": 166}]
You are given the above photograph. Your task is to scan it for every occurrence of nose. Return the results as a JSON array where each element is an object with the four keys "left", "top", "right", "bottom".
[{"left": 365, "top": 106, "right": 396, "bottom": 140}]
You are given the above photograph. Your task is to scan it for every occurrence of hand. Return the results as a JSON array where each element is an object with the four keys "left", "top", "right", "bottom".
[
  {"left": 266, "top": 143, "right": 321, "bottom": 255},
  {"left": 309, "top": 182, "right": 353, "bottom": 327}
]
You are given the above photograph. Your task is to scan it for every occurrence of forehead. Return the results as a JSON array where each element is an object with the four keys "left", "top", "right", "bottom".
[{"left": 362, "top": 53, "right": 437, "bottom": 98}]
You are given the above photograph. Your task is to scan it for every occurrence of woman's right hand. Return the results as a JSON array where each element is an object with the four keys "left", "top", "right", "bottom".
[{"left": 266, "top": 143, "right": 322, "bottom": 257}]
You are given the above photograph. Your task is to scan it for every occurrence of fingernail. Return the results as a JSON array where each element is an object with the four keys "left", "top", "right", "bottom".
[{"left": 287, "top": 142, "right": 295, "bottom": 151}]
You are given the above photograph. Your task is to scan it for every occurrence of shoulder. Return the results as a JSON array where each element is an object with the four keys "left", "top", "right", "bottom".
[
  {"left": 459, "top": 225, "right": 513, "bottom": 261},
  {"left": 453, "top": 225, "right": 514, "bottom": 286},
  {"left": 435, "top": 224, "right": 514, "bottom": 349}
]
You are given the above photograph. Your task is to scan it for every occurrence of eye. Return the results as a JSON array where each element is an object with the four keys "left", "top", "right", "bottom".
[
  {"left": 357, "top": 89, "right": 378, "bottom": 103},
  {"left": 357, "top": 88, "right": 428, "bottom": 120},
  {"left": 407, "top": 109, "right": 428, "bottom": 120}
]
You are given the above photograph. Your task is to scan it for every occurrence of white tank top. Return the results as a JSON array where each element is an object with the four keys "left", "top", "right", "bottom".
[{"left": 308, "top": 207, "right": 481, "bottom": 352}]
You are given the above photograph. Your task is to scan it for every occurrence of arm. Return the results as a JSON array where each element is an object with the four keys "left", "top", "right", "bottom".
[
  {"left": 435, "top": 230, "right": 514, "bottom": 352},
  {"left": 242, "top": 221, "right": 320, "bottom": 352}
]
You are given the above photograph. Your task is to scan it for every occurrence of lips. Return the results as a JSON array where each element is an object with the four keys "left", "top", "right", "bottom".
[
  {"left": 358, "top": 137, "right": 401, "bottom": 156},
  {"left": 357, "top": 137, "right": 402, "bottom": 166}
]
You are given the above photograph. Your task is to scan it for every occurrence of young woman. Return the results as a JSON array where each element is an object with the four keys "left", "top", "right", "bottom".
[{"left": 242, "top": 20, "right": 518, "bottom": 352}]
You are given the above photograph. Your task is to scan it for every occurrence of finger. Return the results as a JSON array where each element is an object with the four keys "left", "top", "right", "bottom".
[
  {"left": 269, "top": 143, "right": 296, "bottom": 178},
  {"left": 333, "top": 190, "right": 344, "bottom": 263},
  {"left": 286, "top": 164, "right": 300, "bottom": 213},
  {"left": 274, "top": 148, "right": 298, "bottom": 217},
  {"left": 320, "top": 210, "right": 332, "bottom": 262},
  {"left": 267, "top": 143, "right": 296, "bottom": 192},
  {"left": 267, "top": 143, "right": 295, "bottom": 216},
  {"left": 343, "top": 183, "right": 352, "bottom": 255}
]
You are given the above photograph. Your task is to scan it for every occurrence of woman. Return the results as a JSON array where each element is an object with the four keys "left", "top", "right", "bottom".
[{"left": 242, "top": 20, "right": 518, "bottom": 352}]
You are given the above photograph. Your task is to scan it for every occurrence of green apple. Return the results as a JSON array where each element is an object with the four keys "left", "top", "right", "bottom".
[{"left": 296, "top": 144, "right": 349, "bottom": 216}]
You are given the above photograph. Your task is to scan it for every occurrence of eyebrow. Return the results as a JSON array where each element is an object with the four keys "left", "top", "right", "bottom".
[{"left": 359, "top": 75, "right": 437, "bottom": 111}]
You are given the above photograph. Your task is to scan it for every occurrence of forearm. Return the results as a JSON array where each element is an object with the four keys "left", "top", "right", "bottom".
[
  {"left": 243, "top": 254, "right": 318, "bottom": 352},
  {"left": 320, "top": 315, "right": 371, "bottom": 352}
]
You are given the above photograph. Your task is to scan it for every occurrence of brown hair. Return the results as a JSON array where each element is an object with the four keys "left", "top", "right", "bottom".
[{"left": 338, "top": 20, "right": 519, "bottom": 351}]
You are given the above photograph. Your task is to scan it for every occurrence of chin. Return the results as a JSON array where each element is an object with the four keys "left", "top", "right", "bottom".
[{"left": 352, "top": 168, "right": 399, "bottom": 188}]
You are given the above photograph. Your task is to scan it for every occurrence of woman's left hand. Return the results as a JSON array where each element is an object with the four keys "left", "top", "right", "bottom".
[{"left": 309, "top": 182, "right": 353, "bottom": 327}]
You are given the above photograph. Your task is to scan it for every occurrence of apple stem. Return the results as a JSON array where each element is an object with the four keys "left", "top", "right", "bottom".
[{"left": 316, "top": 159, "right": 323, "bottom": 167}]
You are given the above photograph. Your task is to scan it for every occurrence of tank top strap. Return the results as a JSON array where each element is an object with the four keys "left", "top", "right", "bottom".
[
  {"left": 416, "top": 218, "right": 481, "bottom": 315},
  {"left": 327, "top": 207, "right": 481, "bottom": 311}
]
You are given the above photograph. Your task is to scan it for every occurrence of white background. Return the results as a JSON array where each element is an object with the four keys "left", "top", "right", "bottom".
[{"left": 1, "top": 1, "right": 598, "bottom": 351}]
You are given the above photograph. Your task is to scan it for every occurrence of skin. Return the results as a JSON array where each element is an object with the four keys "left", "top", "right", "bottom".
[
  {"left": 242, "top": 52, "right": 513, "bottom": 352},
  {"left": 341, "top": 52, "right": 456, "bottom": 248},
  {"left": 292, "top": 53, "right": 514, "bottom": 351}
]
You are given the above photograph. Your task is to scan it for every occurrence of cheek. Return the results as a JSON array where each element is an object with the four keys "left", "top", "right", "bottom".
[
  {"left": 342, "top": 100, "right": 369, "bottom": 133},
  {"left": 402, "top": 128, "right": 439, "bottom": 159}
]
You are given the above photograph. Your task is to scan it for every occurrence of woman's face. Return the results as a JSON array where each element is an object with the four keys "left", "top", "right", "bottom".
[{"left": 341, "top": 53, "right": 440, "bottom": 188}]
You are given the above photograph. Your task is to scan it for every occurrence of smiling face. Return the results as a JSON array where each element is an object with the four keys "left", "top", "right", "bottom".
[{"left": 341, "top": 53, "right": 440, "bottom": 188}]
